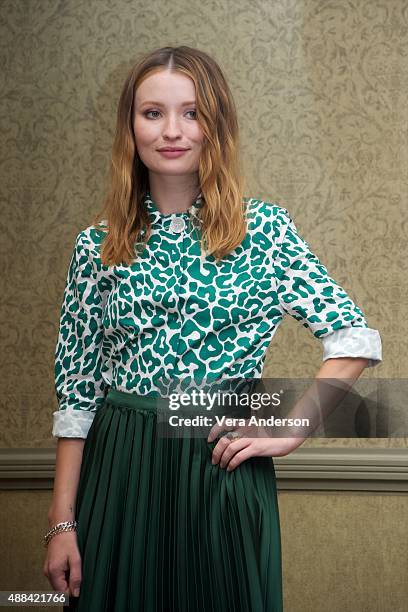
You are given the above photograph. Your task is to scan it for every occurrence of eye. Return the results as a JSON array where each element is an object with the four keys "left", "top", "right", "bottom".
[
  {"left": 143, "top": 109, "right": 197, "bottom": 119},
  {"left": 144, "top": 110, "right": 161, "bottom": 119}
]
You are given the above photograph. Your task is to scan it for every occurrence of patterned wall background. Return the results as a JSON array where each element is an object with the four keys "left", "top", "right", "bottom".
[{"left": 0, "top": 0, "right": 406, "bottom": 448}]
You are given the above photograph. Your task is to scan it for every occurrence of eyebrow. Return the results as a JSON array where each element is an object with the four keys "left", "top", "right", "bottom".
[{"left": 138, "top": 100, "right": 196, "bottom": 108}]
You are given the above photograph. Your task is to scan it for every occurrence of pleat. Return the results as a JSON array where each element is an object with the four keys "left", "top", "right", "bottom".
[{"left": 67, "top": 392, "right": 283, "bottom": 612}]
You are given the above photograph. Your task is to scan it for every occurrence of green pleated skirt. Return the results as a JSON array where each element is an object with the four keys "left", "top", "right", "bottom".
[{"left": 66, "top": 388, "right": 283, "bottom": 611}]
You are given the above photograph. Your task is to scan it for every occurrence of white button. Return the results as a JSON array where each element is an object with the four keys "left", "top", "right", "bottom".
[{"left": 169, "top": 217, "right": 186, "bottom": 233}]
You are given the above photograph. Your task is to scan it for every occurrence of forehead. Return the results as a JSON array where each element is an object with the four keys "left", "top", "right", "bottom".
[{"left": 135, "top": 70, "right": 196, "bottom": 105}]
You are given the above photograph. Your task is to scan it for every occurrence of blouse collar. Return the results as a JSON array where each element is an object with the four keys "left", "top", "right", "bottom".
[{"left": 143, "top": 191, "right": 203, "bottom": 225}]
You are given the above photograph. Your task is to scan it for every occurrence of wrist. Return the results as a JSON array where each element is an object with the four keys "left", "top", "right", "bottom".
[
  {"left": 44, "top": 520, "right": 78, "bottom": 548},
  {"left": 48, "top": 507, "right": 76, "bottom": 527}
]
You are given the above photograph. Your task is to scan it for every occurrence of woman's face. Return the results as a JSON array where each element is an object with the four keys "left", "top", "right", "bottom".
[{"left": 133, "top": 70, "right": 205, "bottom": 177}]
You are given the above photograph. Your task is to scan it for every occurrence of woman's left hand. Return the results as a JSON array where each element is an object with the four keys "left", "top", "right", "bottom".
[{"left": 207, "top": 422, "right": 307, "bottom": 471}]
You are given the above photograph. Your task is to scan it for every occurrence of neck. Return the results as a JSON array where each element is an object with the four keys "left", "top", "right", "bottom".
[{"left": 148, "top": 173, "right": 201, "bottom": 214}]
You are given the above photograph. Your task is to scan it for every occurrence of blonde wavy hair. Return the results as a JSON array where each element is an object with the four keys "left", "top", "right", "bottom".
[{"left": 92, "top": 45, "right": 248, "bottom": 265}]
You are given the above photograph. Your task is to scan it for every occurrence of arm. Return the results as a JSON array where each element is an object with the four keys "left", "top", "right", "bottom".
[
  {"left": 209, "top": 356, "right": 372, "bottom": 467},
  {"left": 316, "top": 355, "right": 369, "bottom": 380},
  {"left": 48, "top": 438, "right": 85, "bottom": 527},
  {"left": 44, "top": 231, "right": 107, "bottom": 597},
  {"left": 266, "top": 208, "right": 382, "bottom": 447},
  {"left": 271, "top": 207, "right": 382, "bottom": 367},
  {"left": 272, "top": 356, "right": 370, "bottom": 446},
  {"left": 209, "top": 209, "right": 383, "bottom": 468},
  {"left": 49, "top": 230, "right": 107, "bottom": 520},
  {"left": 45, "top": 437, "right": 85, "bottom": 600}
]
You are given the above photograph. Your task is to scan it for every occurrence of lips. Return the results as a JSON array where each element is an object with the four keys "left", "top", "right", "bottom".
[{"left": 157, "top": 147, "right": 190, "bottom": 152}]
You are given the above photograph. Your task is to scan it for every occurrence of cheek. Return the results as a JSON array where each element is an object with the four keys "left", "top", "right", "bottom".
[
  {"left": 190, "top": 123, "right": 205, "bottom": 144},
  {"left": 134, "top": 119, "right": 159, "bottom": 145}
]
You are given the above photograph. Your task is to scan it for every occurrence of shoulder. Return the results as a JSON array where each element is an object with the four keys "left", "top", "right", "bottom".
[
  {"left": 73, "top": 220, "right": 108, "bottom": 267},
  {"left": 77, "top": 220, "right": 108, "bottom": 248},
  {"left": 244, "top": 197, "right": 292, "bottom": 244}
]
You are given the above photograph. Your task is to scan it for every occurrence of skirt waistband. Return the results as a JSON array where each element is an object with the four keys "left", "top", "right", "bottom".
[{"left": 106, "top": 388, "right": 163, "bottom": 412}]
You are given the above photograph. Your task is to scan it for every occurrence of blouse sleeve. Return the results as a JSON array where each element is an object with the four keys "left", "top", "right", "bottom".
[
  {"left": 272, "top": 208, "right": 382, "bottom": 368},
  {"left": 52, "top": 231, "right": 107, "bottom": 438}
]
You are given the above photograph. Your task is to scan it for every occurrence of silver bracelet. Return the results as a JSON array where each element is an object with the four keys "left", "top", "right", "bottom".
[{"left": 43, "top": 520, "right": 78, "bottom": 548}]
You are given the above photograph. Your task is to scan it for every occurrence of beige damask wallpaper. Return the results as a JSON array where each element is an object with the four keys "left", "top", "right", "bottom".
[
  {"left": 1, "top": 0, "right": 406, "bottom": 450},
  {"left": 1, "top": 3, "right": 407, "bottom": 612}
]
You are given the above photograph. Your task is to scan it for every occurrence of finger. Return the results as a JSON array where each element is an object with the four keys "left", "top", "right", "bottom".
[
  {"left": 50, "top": 570, "right": 69, "bottom": 594},
  {"left": 68, "top": 557, "right": 82, "bottom": 597},
  {"left": 219, "top": 438, "right": 251, "bottom": 469},
  {"left": 211, "top": 434, "right": 234, "bottom": 464},
  {"left": 225, "top": 445, "right": 254, "bottom": 471},
  {"left": 211, "top": 432, "right": 246, "bottom": 464},
  {"left": 46, "top": 547, "right": 73, "bottom": 594}
]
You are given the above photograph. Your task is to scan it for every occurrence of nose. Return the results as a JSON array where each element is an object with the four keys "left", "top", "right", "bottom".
[{"left": 162, "top": 113, "right": 183, "bottom": 139}]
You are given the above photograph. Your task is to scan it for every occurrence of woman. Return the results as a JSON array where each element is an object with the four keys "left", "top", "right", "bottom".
[{"left": 43, "top": 46, "right": 382, "bottom": 611}]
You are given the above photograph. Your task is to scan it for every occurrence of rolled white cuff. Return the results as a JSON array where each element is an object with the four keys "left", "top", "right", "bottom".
[
  {"left": 321, "top": 327, "right": 382, "bottom": 368},
  {"left": 52, "top": 408, "right": 96, "bottom": 438}
]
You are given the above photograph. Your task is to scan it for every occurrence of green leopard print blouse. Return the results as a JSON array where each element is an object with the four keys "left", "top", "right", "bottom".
[{"left": 52, "top": 193, "right": 382, "bottom": 438}]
